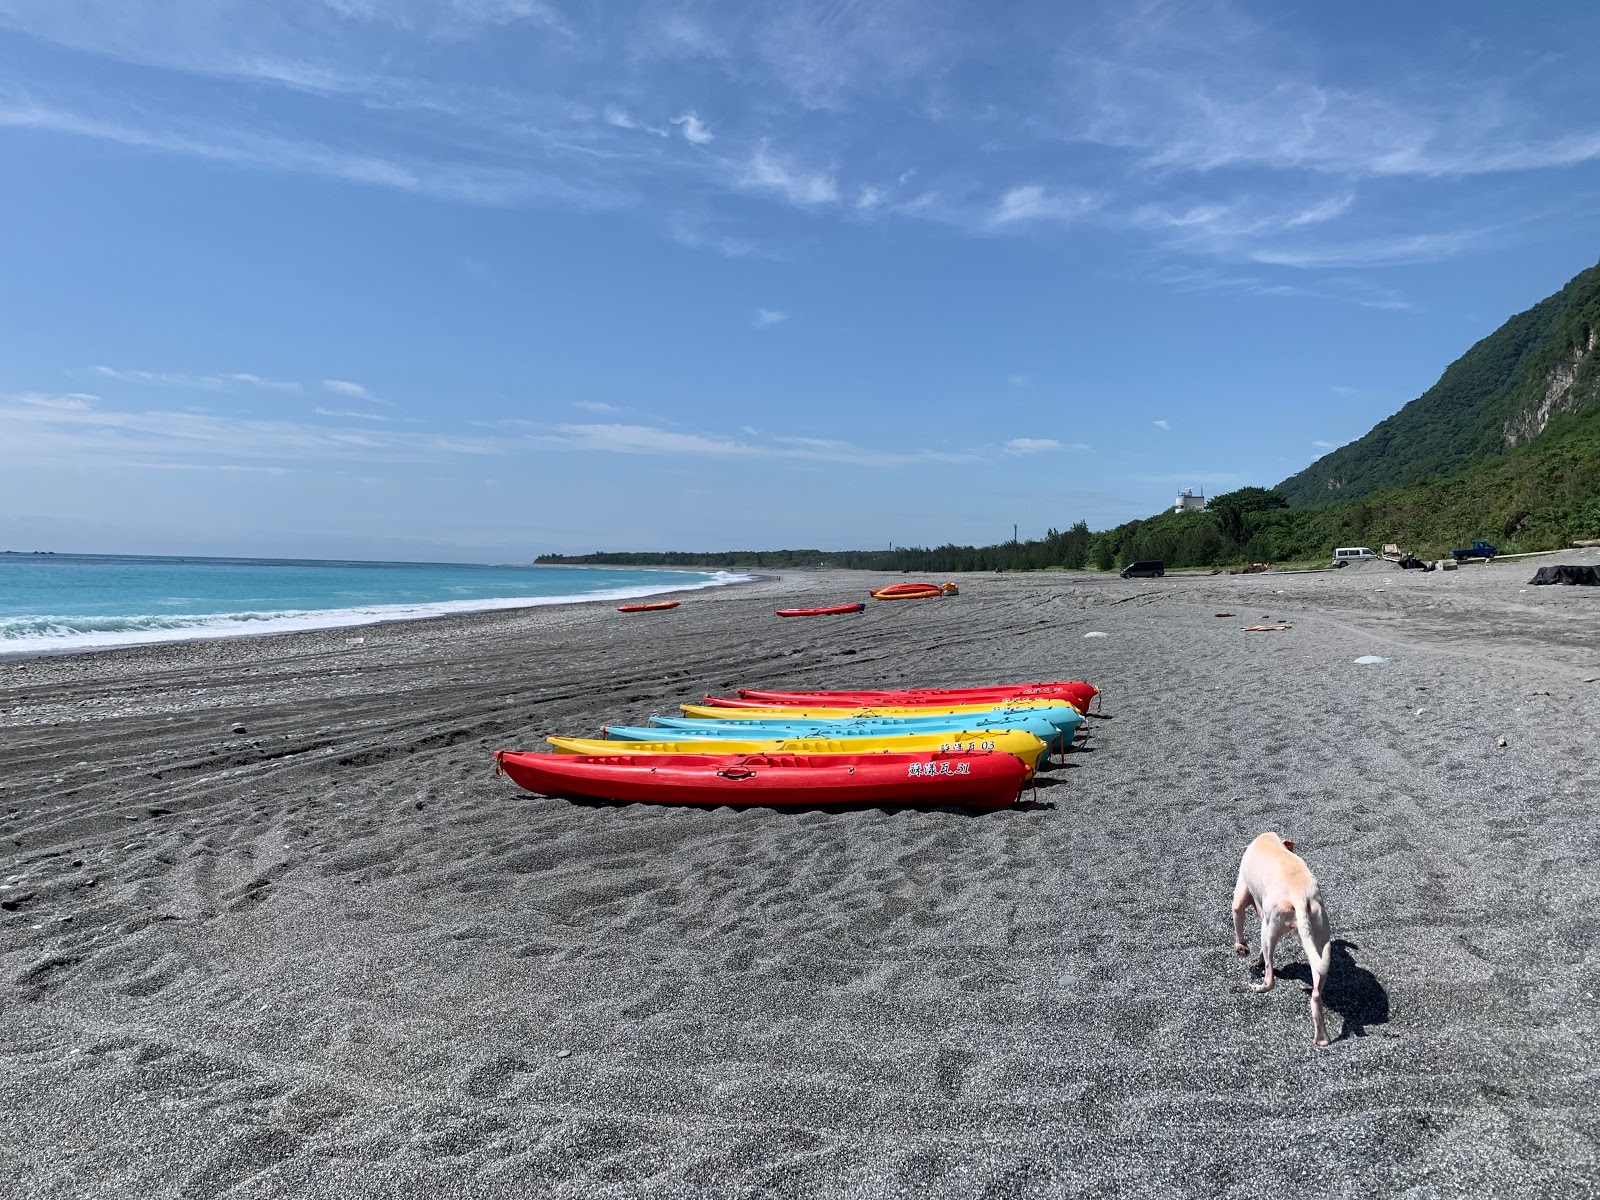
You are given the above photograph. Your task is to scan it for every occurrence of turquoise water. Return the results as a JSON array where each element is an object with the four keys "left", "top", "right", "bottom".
[{"left": 0, "top": 554, "right": 743, "bottom": 656}]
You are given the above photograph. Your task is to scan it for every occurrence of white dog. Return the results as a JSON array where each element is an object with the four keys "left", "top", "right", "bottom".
[{"left": 1231, "top": 832, "right": 1333, "bottom": 1046}]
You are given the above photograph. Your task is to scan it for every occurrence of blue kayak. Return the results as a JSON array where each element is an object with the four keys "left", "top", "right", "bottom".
[
  {"left": 654, "top": 703, "right": 1083, "bottom": 738},
  {"left": 609, "top": 710, "right": 1077, "bottom": 754}
]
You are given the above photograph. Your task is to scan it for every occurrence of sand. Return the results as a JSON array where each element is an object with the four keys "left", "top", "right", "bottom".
[{"left": 2, "top": 556, "right": 1598, "bottom": 1198}]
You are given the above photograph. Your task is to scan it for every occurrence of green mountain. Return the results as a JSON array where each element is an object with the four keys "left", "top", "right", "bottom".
[{"left": 1275, "top": 260, "right": 1600, "bottom": 507}]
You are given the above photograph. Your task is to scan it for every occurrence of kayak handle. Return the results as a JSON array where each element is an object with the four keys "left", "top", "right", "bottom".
[{"left": 717, "top": 767, "right": 757, "bottom": 780}]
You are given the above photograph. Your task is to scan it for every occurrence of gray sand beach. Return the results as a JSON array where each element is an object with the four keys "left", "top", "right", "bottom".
[{"left": 2, "top": 559, "right": 1598, "bottom": 1198}]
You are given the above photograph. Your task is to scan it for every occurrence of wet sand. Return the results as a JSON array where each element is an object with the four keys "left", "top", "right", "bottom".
[{"left": 2, "top": 556, "right": 1598, "bottom": 1197}]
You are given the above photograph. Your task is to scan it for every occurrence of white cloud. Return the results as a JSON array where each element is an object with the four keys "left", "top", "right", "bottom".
[
  {"left": 0, "top": 393, "right": 499, "bottom": 468},
  {"left": 16, "top": 392, "right": 98, "bottom": 410},
  {"left": 315, "top": 408, "right": 391, "bottom": 421},
  {"left": 753, "top": 308, "right": 787, "bottom": 328},
  {"left": 989, "top": 185, "right": 1097, "bottom": 227},
  {"left": 1153, "top": 419, "right": 1172, "bottom": 431},
  {"left": 539, "top": 422, "right": 973, "bottom": 466},
  {"left": 1005, "top": 438, "right": 1063, "bottom": 453},
  {"left": 322, "top": 379, "right": 382, "bottom": 402},
  {"left": 1, "top": 0, "right": 1595, "bottom": 276},
  {"left": 0, "top": 98, "right": 622, "bottom": 211},
  {"left": 671, "top": 111, "right": 713, "bottom": 144},
  {"left": 1248, "top": 231, "right": 1483, "bottom": 269},
  {"left": 738, "top": 143, "right": 838, "bottom": 206},
  {"left": 94, "top": 366, "right": 301, "bottom": 391},
  {"left": 1312, "top": 439, "right": 1336, "bottom": 449},
  {"left": 1008, "top": 375, "right": 1032, "bottom": 388},
  {"left": 573, "top": 400, "right": 620, "bottom": 414}
]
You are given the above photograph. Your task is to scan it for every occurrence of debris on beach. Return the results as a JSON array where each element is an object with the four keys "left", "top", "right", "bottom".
[
  {"left": 1214, "top": 612, "right": 1236, "bottom": 617},
  {"left": 1083, "top": 631, "right": 1108, "bottom": 638},
  {"left": 1353, "top": 655, "right": 1387, "bottom": 664},
  {"left": 1497, "top": 737, "right": 1508, "bottom": 747},
  {"left": 1241, "top": 624, "right": 1291, "bottom": 632}
]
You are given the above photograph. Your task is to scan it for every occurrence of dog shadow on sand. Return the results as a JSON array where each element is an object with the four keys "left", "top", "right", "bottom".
[{"left": 1276, "top": 939, "right": 1390, "bottom": 1041}]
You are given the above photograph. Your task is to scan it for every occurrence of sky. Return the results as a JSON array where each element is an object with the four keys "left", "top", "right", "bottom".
[{"left": 2, "top": 1, "right": 1599, "bottom": 561}]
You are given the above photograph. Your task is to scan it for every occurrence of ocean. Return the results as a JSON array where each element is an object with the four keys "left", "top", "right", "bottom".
[{"left": 0, "top": 553, "right": 745, "bottom": 656}]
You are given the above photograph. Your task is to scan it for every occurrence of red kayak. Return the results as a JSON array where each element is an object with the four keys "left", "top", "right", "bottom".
[
  {"left": 494, "top": 749, "right": 1031, "bottom": 809},
  {"left": 871, "top": 582, "right": 943, "bottom": 600},
  {"left": 719, "top": 681, "right": 1099, "bottom": 712},
  {"left": 776, "top": 603, "right": 866, "bottom": 617},
  {"left": 617, "top": 601, "right": 680, "bottom": 613}
]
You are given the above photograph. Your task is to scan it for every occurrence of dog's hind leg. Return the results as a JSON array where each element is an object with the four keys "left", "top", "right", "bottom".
[
  {"left": 1250, "top": 909, "right": 1284, "bottom": 992},
  {"left": 1231, "top": 879, "right": 1253, "bottom": 957}
]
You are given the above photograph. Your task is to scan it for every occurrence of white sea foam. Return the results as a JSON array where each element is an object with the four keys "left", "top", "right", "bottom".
[{"left": 0, "top": 571, "right": 751, "bottom": 658}]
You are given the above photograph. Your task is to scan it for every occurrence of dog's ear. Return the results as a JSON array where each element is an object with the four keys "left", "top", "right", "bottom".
[{"left": 1281, "top": 839, "right": 1295, "bottom": 851}]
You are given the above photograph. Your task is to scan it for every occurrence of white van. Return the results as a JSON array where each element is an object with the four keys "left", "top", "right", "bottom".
[{"left": 1332, "top": 546, "right": 1379, "bottom": 566}]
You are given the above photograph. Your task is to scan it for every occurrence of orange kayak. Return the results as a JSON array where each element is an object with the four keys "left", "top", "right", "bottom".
[{"left": 617, "top": 601, "right": 680, "bottom": 613}]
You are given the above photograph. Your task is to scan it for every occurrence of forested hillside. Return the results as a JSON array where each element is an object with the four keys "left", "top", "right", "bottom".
[
  {"left": 1276, "top": 260, "right": 1600, "bottom": 506},
  {"left": 1098, "top": 399, "right": 1600, "bottom": 568}
]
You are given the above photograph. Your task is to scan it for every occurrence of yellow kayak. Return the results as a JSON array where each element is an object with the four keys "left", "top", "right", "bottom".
[{"left": 548, "top": 729, "right": 1049, "bottom": 771}]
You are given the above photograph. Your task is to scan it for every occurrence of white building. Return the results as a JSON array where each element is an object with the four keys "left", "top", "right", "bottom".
[{"left": 1174, "top": 488, "right": 1206, "bottom": 513}]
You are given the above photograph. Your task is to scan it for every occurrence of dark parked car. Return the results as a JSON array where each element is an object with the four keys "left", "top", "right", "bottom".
[{"left": 1120, "top": 560, "right": 1165, "bottom": 578}]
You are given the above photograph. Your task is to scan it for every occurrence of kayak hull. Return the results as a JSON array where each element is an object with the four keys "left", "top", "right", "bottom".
[
  {"left": 776, "top": 603, "right": 866, "bottom": 617},
  {"left": 495, "top": 750, "right": 1030, "bottom": 809},
  {"left": 617, "top": 601, "right": 680, "bottom": 613}
]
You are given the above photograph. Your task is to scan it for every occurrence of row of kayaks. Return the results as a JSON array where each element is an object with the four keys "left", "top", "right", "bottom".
[{"left": 494, "top": 679, "right": 1098, "bottom": 810}]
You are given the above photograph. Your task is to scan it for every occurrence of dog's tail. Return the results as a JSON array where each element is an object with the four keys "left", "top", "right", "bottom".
[{"left": 1294, "top": 898, "right": 1332, "bottom": 980}]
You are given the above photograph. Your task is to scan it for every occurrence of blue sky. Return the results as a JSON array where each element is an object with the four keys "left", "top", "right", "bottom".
[{"left": 2, "top": 1, "right": 1599, "bottom": 560}]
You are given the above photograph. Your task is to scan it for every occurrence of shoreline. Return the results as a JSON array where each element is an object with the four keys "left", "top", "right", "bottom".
[
  {"left": 0, "top": 568, "right": 763, "bottom": 664},
  {"left": 3, "top": 561, "right": 1597, "bottom": 1195}
]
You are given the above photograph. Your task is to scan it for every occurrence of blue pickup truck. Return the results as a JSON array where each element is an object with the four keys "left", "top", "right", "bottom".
[{"left": 1449, "top": 540, "right": 1498, "bottom": 562}]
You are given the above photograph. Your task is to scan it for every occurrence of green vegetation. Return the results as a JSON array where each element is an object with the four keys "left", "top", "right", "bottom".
[
  {"left": 1276, "top": 259, "right": 1600, "bottom": 506},
  {"left": 538, "top": 524, "right": 1096, "bottom": 574},
  {"left": 1096, "top": 400, "right": 1600, "bottom": 568}
]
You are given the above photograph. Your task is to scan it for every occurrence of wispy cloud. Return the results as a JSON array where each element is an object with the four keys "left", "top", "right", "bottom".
[
  {"left": 322, "top": 379, "right": 383, "bottom": 402},
  {"left": 1, "top": 0, "right": 1595, "bottom": 281},
  {"left": 753, "top": 308, "right": 787, "bottom": 328},
  {"left": 737, "top": 143, "right": 838, "bottom": 206},
  {"left": 1004, "top": 438, "right": 1088, "bottom": 454},
  {"left": 0, "top": 97, "right": 619, "bottom": 210},
  {"left": 94, "top": 366, "right": 301, "bottom": 391},
  {"left": 314, "top": 407, "right": 391, "bottom": 421},
  {"left": 538, "top": 422, "right": 973, "bottom": 466},
  {"left": 671, "top": 111, "right": 713, "bottom": 145},
  {"left": 1153, "top": 419, "right": 1171, "bottom": 431},
  {"left": 989, "top": 185, "right": 1098, "bottom": 228},
  {"left": 1246, "top": 230, "right": 1486, "bottom": 270},
  {"left": 0, "top": 392, "right": 496, "bottom": 467},
  {"left": 573, "top": 400, "right": 620, "bottom": 414},
  {"left": 1312, "top": 439, "right": 1336, "bottom": 449}
]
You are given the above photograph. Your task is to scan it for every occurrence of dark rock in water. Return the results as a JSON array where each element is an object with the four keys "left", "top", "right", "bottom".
[{"left": 1528, "top": 565, "right": 1600, "bottom": 586}]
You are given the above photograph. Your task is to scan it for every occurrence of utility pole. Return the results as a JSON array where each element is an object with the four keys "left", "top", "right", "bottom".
[{"left": 1013, "top": 524, "right": 1018, "bottom": 544}]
